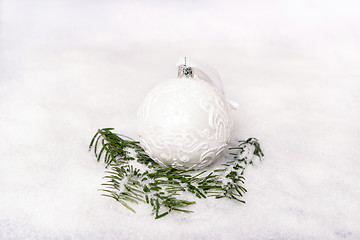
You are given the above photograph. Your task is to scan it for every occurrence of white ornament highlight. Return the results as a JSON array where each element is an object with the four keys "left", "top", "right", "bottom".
[{"left": 137, "top": 62, "right": 233, "bottom": 170}]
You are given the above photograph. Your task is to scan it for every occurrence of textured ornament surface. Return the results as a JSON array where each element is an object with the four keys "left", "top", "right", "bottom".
[{"left": 137, "top": 78, "right": 233, "bottom": 170}]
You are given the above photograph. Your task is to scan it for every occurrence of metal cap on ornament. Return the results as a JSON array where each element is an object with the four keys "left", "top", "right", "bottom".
[{"left": 177, "top": 57, "right": 194, "bottom": 78}]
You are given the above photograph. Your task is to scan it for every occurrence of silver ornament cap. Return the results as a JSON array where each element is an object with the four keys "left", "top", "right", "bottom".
[{"left": 177, "top": 57, "right": 194, "bottom": 78}]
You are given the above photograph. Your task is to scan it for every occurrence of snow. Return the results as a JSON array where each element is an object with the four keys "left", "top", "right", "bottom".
[{"left": 1, "top": 0, "right": 360, "bottom": 239}]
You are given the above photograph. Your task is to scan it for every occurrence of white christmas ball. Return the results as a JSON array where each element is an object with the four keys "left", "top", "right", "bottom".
[{"left": 137, "top": 78, "right": 233, "bottom": 170}]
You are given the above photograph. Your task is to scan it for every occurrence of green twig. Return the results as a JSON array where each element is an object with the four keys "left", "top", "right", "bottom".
[{"left": 89, "top": 128, "right": 264, "bottom": 219}]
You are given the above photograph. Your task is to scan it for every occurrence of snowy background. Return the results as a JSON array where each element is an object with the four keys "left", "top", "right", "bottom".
[{"left": 1, "top": 0, "right": 360, "bottom": 239}]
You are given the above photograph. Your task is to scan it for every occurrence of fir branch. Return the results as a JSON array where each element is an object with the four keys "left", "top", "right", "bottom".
[{"left": 89, "top": 128, "right": 264, "bottom": 219}]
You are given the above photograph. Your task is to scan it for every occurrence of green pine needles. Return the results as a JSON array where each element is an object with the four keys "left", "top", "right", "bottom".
[{"left": 89, "top": 128, "right": 264, "bottom": 219}]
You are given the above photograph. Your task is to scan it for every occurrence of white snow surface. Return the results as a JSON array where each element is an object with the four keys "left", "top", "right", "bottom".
[{"left": 1, "top": 0, "right": 359, "bottom": 239}]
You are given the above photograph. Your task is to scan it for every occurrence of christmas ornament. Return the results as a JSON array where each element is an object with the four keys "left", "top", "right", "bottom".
[
  {"left": 137, "top": 58, "right": 234, "bottom": 170},
  {"left": 89, "top": 59, "right": 264, "bottom": 218}
]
